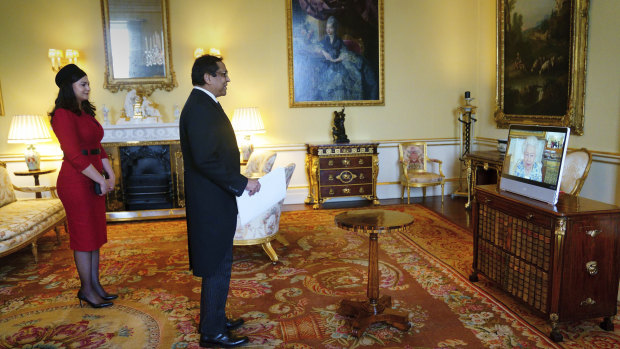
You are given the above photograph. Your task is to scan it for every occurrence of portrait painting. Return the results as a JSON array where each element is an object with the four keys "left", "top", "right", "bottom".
[
  {"left": 286, "top": 0, "right": 384, "bottom": 107},
  {"left": 495, "top": 0, "right": 589, "bottom": 135}
]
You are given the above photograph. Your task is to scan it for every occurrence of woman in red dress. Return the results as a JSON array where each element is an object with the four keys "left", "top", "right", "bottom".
[{"left": 49, "top": 64, "right": 116, "bottom": 308}]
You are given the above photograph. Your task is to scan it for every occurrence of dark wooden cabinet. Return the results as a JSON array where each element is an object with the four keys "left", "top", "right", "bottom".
[
  {"left": 470, "top": 185, "right": 620, "bottom": 342},
  {"left": 305, "top": 143, "right": 379, "bottom": 209}
]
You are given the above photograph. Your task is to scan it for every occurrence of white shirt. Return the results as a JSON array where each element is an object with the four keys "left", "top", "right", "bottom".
[{"left": 193, "top": 86, "right": 219, "bottom": 104}]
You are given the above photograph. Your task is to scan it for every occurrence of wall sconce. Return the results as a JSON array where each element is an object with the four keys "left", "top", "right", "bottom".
[
  {"left": 48, "top": 49, "right": 80, "bottom": 72},
  {"left": 194, "top": 47, "right": 222, "bottom": 58},
  {"left": 7, "top": 115, "right": 52, "bottom": 171},
  {"left": 232, "top": 107, "right": 266, "bottom": 162}
]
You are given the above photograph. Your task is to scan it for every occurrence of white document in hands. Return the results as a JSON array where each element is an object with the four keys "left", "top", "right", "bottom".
[{"left": 236, "top": 167, "right": 287, "bottom": 226}]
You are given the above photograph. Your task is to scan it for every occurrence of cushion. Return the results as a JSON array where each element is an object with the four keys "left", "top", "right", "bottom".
[
  {"left": 0, "top": 209, "right": 65, "bottom": 254},
  {"left": 403, "top": 145, "right": 425, "bottom": 171},
  {"left": 243, "top": 151, "right": 277, "bottom": 177},
  {"left": 0, "top": 165, "right": 17, "bottom": 208},
  {"left": 403, "top": 171, "right": 443, "bottom": 184},
  {"left": 560, "top": 151, "right": 589, "bottom": 193},
  {"left": 0, "top": 198, "right": 64, "bottom": 242},
  {"left": 234, "top": 204, "right": 281, "bottom": 241}
]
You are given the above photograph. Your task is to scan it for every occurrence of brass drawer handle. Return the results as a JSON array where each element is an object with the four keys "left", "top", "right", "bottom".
[
  {"left": 342, "top": 159, "right": 351, "bottom": 166},
  {"left": 359, "top": 187, "right": 365, "bottom": 193},
  {"left": 525, "top": 213, "right": 534, "bottom": 221},
  {"left": 580, "top": 298, "right": 596, "bottom": 306},
  {"left": 336, "top": 170, "right": 357, "bottom": 184},
  {"left": 483, "top": 198, "right": 491, "bottom": 204},
  {"left": 359, "top": 173, "right": 365, "bottom": 180},
  {"left": 586, "top": 261, "right": 598, "bottom": 276},
  {"left": 586, "top": 230, "right": 600, "bottom": 238},
  {"left": 328, "top": 160, "right": 334, "bottom": 166},
  {"left": 343, "top": 188, "right": 351, "bottom": 194},
  {"left": 328, "top": 175, "right": 334, "bottom": 181},
  {"left": 329, "top": 188, "right": 334, "bottom": 195},
  {"left": 358, "top": 158, "right": 364, "bottom": 165}
]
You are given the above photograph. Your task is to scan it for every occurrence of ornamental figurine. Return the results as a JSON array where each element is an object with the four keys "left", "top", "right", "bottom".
[{"left": 332, "top": 107, "right": 349, "bottom": 144}]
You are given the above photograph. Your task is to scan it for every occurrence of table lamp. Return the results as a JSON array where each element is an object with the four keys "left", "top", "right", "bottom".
[
  {"left": 231, "top": 107, "right": 265, "bottom": 162},
  {"left": 7, "top": 115, "right": 52, "bottom": 171}
]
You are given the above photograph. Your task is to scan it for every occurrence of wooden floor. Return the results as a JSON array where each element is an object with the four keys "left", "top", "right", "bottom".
[{"left": 283, "top": 194, "right": 473, "bottom": 232}]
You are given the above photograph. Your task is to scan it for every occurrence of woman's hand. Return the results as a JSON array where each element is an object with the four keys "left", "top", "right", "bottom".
[
  {"left": 105, "top": 175, "right": 116, "bottom": 192},
  {"left": 101, "top": 158, "right": 116, "bottom": 192},
  {"left": 96, "top": 178, "right": 109, "bottom": 196},
  {"left": 321, "top": 50, "right": 333, "bottom": 61}
]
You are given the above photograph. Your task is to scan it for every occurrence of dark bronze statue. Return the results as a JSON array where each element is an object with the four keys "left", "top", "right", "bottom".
[{"left": 332, "top": 107, "right": 349, "bottom": 144}]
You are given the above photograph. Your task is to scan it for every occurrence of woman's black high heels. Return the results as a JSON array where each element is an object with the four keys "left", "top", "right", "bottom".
[
  {"left": 77, "top": 290, "right": 113, "bottom": 308},
  {"left": 100, "top": 293, "right": 118, "bottom": 301}
]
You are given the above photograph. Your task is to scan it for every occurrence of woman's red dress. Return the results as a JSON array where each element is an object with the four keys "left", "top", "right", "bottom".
[{"left": 51, "top": 108, "right": 108, "bottom": 251}]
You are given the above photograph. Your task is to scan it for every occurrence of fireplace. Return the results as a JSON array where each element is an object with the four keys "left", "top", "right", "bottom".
[
  {"left": 102, "top": 140, "right": 185, "bottom": 221},
  {"left": 121, "top": 145, "right": 173, "bottom": 210}
]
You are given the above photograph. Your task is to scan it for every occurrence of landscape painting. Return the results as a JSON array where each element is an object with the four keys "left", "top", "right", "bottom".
[{"left": 495, "top": 0, "right": 589, "bottom": 135}]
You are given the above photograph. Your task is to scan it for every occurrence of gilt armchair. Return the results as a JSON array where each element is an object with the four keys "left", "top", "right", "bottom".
[
  {"left": 234, "top": 163, "right": 295, "bottom": 264},
  {"left": 560, "top": 148, "right": 592, "bottom": 196},
  {"left": 398, "top": 142, "right": 445, "bottom": 204}
]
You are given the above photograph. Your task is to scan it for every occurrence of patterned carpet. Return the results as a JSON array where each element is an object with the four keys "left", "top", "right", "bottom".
[{"left": 0, "top": 204, "right": 617, "bottom": 348}]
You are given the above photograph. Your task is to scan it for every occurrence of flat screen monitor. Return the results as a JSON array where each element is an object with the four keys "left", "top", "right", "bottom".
[{"left": 499, "top": 125, "right": 570, "bottom": 205}]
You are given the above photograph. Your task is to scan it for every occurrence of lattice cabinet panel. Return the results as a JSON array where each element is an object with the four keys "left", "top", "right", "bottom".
[{"left": 470, "top": 185, "right": 620, "bottom": 342}]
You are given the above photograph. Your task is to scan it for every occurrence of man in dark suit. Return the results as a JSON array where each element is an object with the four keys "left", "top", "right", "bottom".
[{"left": 179, "top": 55, "right": 260, "bottom": 348}]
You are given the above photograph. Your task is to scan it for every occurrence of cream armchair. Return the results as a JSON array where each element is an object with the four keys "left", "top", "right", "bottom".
[
  {"left": 560, "top": 148, "right": 592, "bottom": 196},
  {"left": 242, "top": 151, "right": 277, "bottom": 178},
  {"left": 234, "top": 163, "right": 295, "bottom": 264}
]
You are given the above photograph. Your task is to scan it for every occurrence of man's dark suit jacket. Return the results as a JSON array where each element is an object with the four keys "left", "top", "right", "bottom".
[{"left": 179, "top": 88, "right": 248, "bottom": 277}]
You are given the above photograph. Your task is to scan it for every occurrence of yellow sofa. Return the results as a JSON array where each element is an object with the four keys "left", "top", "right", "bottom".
[{"left": 0, "top": 161, "right": 66, "bottom": 263}]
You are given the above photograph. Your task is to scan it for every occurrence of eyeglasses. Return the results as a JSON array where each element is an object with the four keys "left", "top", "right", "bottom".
[{"left": 215, "top": 70, "right": 229, "bottom": 78}]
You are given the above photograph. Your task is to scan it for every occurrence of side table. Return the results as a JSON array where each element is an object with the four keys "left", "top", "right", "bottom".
[
  {"left": 464, "top": 150, "right": 504, "bottom": 208},
  {"left": 334, "top": 209, "right": 414, "bottom": 337},
  {"left": 13, "top": 168, "right": 57, "bottom": 198}
]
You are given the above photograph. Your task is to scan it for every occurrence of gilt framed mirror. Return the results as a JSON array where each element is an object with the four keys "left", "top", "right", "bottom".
[{"left": 100, "top": 0, "right": 177, "bottom": 95}]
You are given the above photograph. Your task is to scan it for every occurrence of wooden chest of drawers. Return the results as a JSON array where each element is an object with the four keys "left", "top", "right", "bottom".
[
  {"left": 305, "top": 143, "right": 379, "bottom": 209},
  {"left": 470, "top": 185, "right": 620, "bottom": 342}
]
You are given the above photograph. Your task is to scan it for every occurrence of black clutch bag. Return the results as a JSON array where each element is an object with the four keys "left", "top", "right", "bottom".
[{"left": 94, "top": 173, "right": 109, "bottom": 195}]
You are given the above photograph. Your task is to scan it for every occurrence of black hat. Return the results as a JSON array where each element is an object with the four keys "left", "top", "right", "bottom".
[{"left": 55, "top": 64, "right": 86, "bottom": 87}]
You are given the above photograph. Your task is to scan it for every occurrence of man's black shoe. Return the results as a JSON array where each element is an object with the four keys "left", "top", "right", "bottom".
[
  {"left": 225, "top": 318, "right": 244, "bottom": 330},
  {"left": 199, "top": 332, "right": 249, "bottom": 348}
]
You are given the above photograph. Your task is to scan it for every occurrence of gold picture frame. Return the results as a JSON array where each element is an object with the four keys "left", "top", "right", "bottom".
[
  {"left": 0, "top": 81, "right": 4, "bottom": 116},
  {"left": 495, "top": 0, "right": 589, "bottom": 135},
  {"left": 286, "top": 0, "right": 384, "bottom": 107}
]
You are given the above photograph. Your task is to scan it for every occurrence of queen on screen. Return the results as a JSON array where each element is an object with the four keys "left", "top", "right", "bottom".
[{"left": 510, "top": 136, "right": 543, "bottom": 181}]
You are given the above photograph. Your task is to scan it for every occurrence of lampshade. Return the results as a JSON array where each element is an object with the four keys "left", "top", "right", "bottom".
[
  {"left": 7, "top": 115, "right": 52, "bottom": 171},
  {"left": 7, "top": 115, "right": 52, "bottom": 144},
  {"left": 231, "top": 107, "right": 266, "bottom": 135}
]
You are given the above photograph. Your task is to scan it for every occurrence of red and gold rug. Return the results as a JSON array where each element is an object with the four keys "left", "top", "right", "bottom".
[{"left": 1, "top": 204, "right": 617, "bottom": 348}]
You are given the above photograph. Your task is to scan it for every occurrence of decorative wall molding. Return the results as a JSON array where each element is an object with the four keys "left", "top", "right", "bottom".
[{"left": 2, "top": 137, "right": 619, "bottom": 205}]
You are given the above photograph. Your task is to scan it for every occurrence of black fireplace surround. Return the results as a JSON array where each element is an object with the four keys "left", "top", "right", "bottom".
[{"left": 102, "top": 141, "right": 185, "bottom": 218}]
